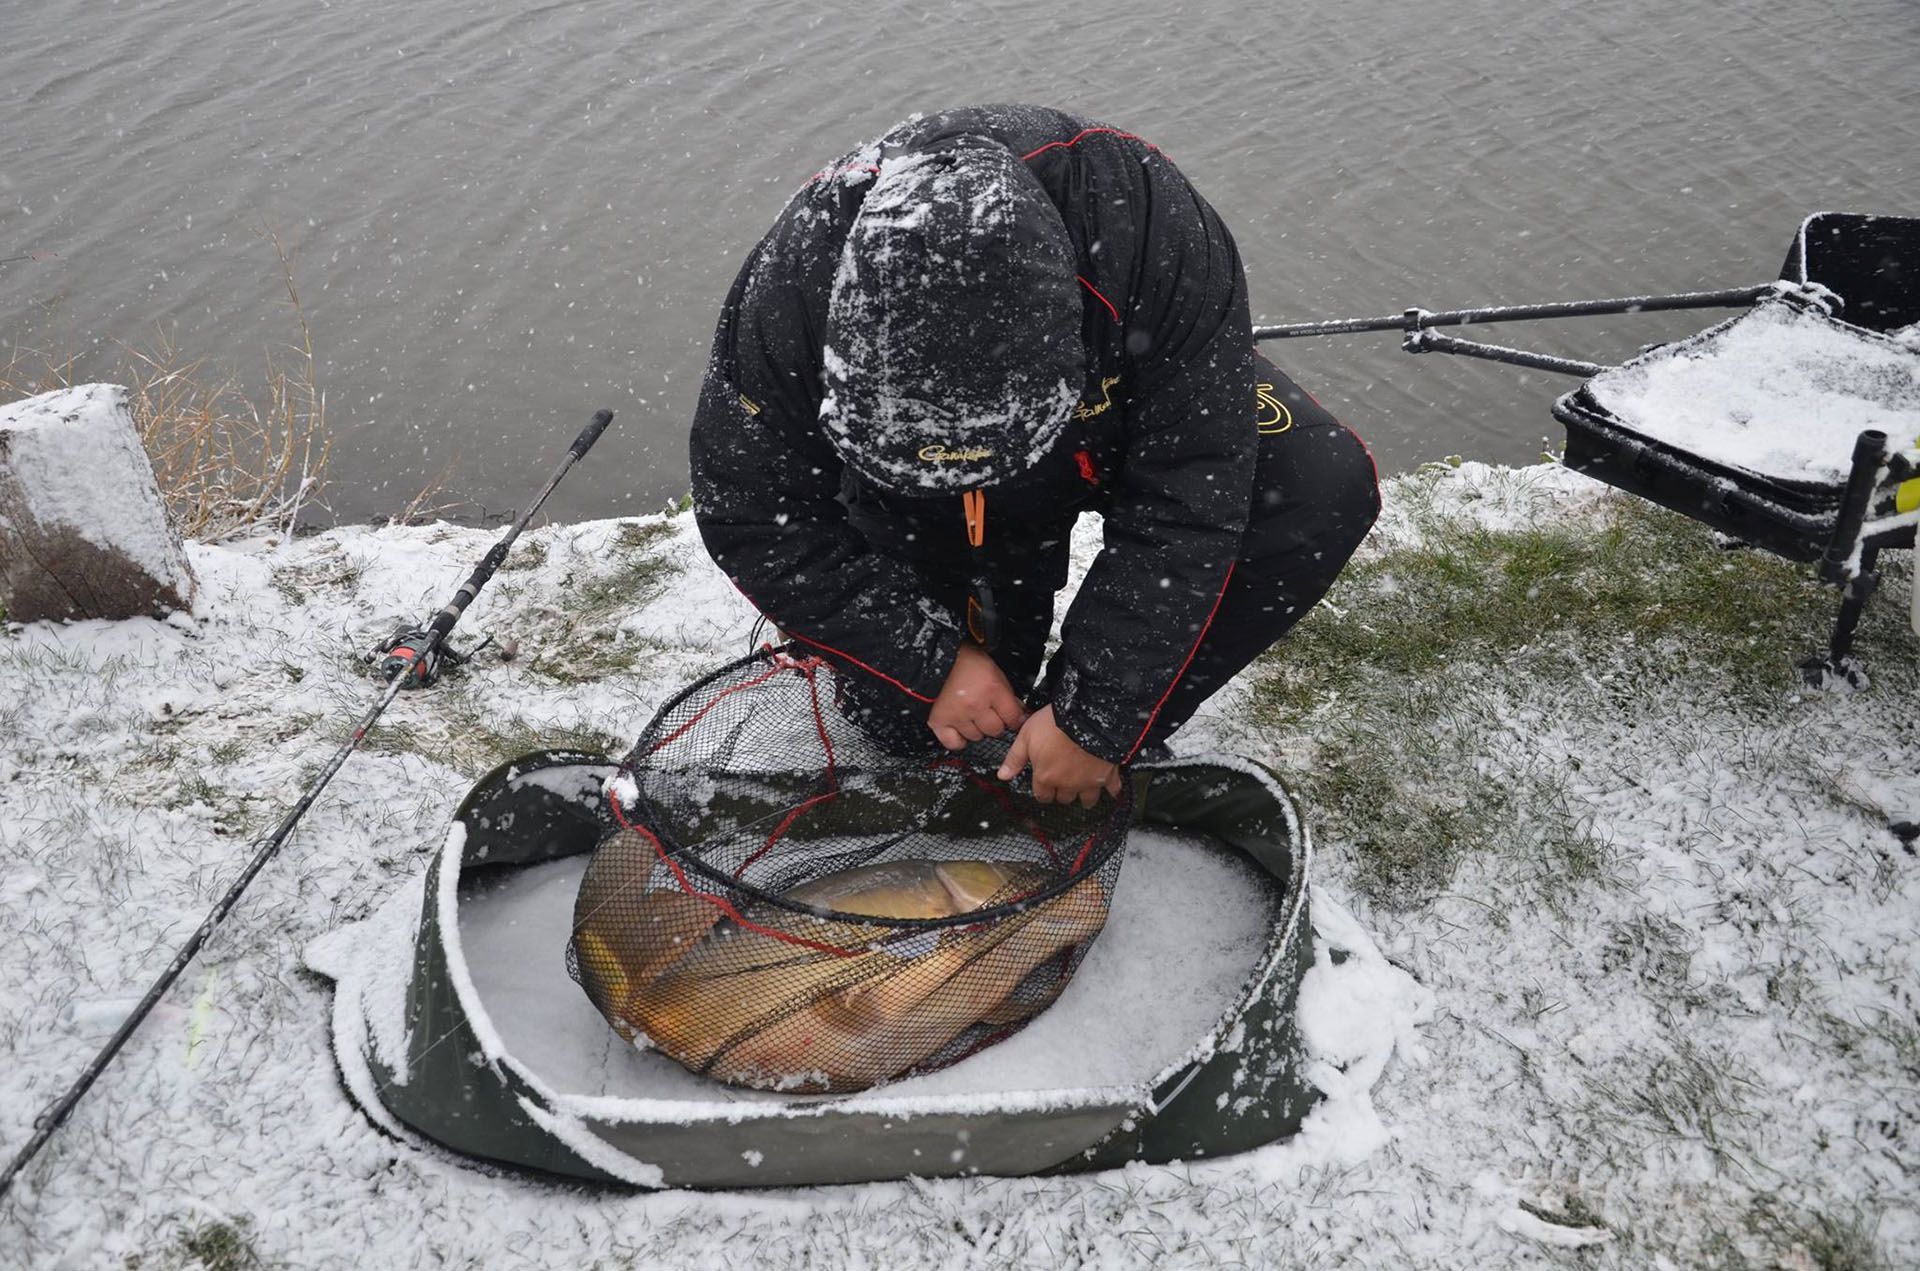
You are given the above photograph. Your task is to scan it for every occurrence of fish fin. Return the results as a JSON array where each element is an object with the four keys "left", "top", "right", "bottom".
[{"left": 933, "top": 860, "right": 1020, "bottom": 912}]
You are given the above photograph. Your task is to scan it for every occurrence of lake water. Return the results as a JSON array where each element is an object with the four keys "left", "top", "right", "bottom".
[{"left": 3, "top": 0, "right": 1916, "bottom": 524}]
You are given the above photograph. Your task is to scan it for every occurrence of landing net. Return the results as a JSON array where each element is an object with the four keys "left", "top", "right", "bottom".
[{"left": 568, "top": 646, "right": 1133, "bottom": 1093}]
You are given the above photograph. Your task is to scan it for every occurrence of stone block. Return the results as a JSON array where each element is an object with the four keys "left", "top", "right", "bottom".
[{"left": 0, "top": 383, "right": 197, "bottom": 622}]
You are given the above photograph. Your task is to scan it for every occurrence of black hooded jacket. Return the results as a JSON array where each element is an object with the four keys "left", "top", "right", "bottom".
[{"left": 689, "top": 104, "right": 1256, "bottom": 764}]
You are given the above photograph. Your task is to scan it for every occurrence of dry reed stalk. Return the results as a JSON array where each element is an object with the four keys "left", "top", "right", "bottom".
[
  {"left": 386, "top": 455, "right": 463, "bottom": 527},
  {"left": 1, "top": 231, "right": 335, "bottom": 541},
  {"left": 0, "top": 335, "right": 79, "bottom": 400}
]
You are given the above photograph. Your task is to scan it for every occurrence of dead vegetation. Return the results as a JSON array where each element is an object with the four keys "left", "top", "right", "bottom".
[{"left": 2, "top": 229, "right": 331, "bottom": 541}]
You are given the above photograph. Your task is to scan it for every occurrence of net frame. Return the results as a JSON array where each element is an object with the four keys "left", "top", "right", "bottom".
[
  {"left": 603, "top": 645, "right": 1132, "bottom": 943},
  {"left": 566, "top": 644, "right": 1136, "bottom": 1091}
]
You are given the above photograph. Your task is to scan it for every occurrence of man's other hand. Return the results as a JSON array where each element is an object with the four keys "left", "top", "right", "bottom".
[
  {"left": 928, "top": 643, "right": 1027, "bottom": 750},
  {"left": 997, "top": 706, "right": 1123, "bottom": 807}
]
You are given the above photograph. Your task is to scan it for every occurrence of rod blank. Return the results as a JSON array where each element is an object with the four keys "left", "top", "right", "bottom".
[{"left": 1252, "top": 284, "right": 1776, "bottom": 342}]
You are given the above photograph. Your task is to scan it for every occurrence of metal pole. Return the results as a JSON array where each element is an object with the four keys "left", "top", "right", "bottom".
[
  {"left": 1252, "top": 283, "right": 1776, "bottom": 341},
  {"left": 1401, "top": 329, "right": 1608, "bottom": 378},
  {"left": 1820, "top": 431, "right": 1890, "bottom": 587},
  {"left": 0, "top": 408, "right": 613, "bottom": 1200}
]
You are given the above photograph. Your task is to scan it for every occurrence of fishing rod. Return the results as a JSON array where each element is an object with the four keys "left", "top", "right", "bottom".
[
  {"left": 0, "top": 407, "right": 614, "bottom": 1200},
  {"left": 1251, "top": 282, "right": 1811, "bottom": 378},
  {"left": 1251, "top": 283, "right": 1779, "bottom": 341}
]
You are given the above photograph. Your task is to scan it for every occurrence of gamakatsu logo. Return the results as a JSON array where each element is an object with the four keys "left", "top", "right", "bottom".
[
  {"left": 1074, "top": 376, "right": 1122, "bottom": 420},
  {"left": 918, "top": 445, "right": 993, "bottom": 462}
]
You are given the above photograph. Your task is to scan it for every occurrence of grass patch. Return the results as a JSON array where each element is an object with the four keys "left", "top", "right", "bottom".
[
  {"left": 1700, "top": 1193, "right": 1890, "bottom": 1270},
  {"left": 165, "top": 774, "right": 224, "bottom": 811},
  {"left": 573, "top": 521, "right": 677, "bottom": 613},
  {"left": 1820, "top": 1005, "right": 1920, "bottom": 1086},
  {"left": 1258, "top": 492, "right": 1843, "bottom": 720},
  {"left": 155, "top": 771, "right": 267, "bottom": 839},
  {"left": 1249, "top": 472, "right": 1919, "bottom": 907},
  {"left": 151, "top": 1217, "right": 265, "bottom": 1270},
  {"left": 497, "top": 538, "right": 549, "bottom": 572},
  {"left": 269, "top": 576, "right": 307, "bottom": 609},
  {"left": 1261, "top": 670, "right": 1612, "bottom": 909},
  {"left": 520, "top": 521, "right": 681, "bottom": 683},
  {"left": 355, "top": 700, "right": 624, "bottom": 773},
  {"left": 1587, "top": 1036, "right": 1763, "bottom": 1172},
  {"left": 451, "top": 709, "right": 626, "bottom": 770},
  {"left": 527, "top": 629, "right": 670, "bottom": 685},
  {"left": 276, "top": 553, "right": 366, "bottom": 600},
  {"left": 1601, "top": 913, "right": 1699, "bottom": 995},
  {"left": 209, "top": 737, "right": 249, "bottom": 766},
  {"left": 126, "top": 739, "right": 186, "bottom": 775}
]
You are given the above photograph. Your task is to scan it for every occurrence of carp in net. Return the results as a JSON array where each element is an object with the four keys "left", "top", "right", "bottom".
[{"left": 568, "top": 646, "right": 1134, "bottom": 1094}]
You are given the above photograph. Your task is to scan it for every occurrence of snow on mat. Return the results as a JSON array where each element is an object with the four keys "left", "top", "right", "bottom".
[
  {"left": 1585, "top": 300, "right": 1920, "bottom": 485},
  {"left": 457, "top": 829, "right": 1273, "bottom": 1103}
]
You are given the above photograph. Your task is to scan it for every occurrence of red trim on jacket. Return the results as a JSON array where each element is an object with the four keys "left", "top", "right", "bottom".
[
  {"left": 1077, "top": 276, "right": 1121, "bottom": 323},
  {"left": 1021, "top": 128, "right": 1163, "bottom": 162},
  {"left": 1342, "top": 422, "right": 1381, "bottom": 490},
  {"left": 1121, "top": 562, "right": 1236, "bottom": 764}
]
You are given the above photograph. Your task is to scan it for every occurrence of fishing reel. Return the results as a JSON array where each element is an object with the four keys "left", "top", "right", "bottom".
[{"left": 368, "top": 625, "right": 493, "bottom": 689}]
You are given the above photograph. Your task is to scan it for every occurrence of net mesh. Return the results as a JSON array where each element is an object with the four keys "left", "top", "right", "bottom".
[{"left": 568, "top": 646, "right": 1132, "bottom": 1094}]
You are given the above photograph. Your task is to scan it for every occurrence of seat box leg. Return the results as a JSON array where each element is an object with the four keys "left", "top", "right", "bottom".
[{"left": 1799, "top": 545, "right": 1881, "bottom": 690}]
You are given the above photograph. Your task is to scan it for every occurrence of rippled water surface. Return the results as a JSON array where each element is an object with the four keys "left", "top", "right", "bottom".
[{"left": 4, "top": 0, "right": 1916, "bottom": 522}]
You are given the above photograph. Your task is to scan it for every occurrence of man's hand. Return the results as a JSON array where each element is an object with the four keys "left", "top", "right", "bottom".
[
  {"left": 997, "top": 706, "right": 1124, "bottom": 807},
  {"left": 928, "top": 643, "right": 1027, "bottom": 751}
]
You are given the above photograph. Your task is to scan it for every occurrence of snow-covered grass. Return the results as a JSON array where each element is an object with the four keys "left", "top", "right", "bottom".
[
  {"left": 1240, "top": 462, "right": 1920, "bottom": 1267},
  {"left": 1250, "top": 463, "right": 1865, "bottom": 909},
  {"left": 2, "top": 462, "right": 1916, "bottom": 1268}
]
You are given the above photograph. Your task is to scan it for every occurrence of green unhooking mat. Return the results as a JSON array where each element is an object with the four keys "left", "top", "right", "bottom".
[{"left": 304, "top": 750, "right": 1317, "bottom": 1189}]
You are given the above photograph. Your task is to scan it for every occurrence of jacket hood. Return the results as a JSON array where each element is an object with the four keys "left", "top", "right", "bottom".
[{"left": 820, "top": 137, "right": 1085, "bottom": 494}]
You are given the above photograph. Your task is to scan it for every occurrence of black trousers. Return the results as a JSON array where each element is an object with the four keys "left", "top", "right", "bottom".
[{"left": 844, "top": 355, "right": 1381, "bottom": 755}]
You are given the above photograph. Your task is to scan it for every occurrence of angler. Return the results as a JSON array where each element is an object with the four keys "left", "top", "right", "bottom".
[{"left": 690, "top": 104, "right": 1381, "bottom": 805}]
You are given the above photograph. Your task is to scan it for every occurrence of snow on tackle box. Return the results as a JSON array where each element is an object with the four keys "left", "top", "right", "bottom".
[{"left": 1552, "top": 212, "right": 1920, "bottom": 679}]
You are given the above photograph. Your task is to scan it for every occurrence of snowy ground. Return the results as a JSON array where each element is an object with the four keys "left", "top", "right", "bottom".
[{"left": 2, "top": 462, "right": 1917, "bottom": 1268}]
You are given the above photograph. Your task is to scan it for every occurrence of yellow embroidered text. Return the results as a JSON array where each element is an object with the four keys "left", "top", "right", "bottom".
[{"left": 1074, "top": 376, "right": 1123, "bottom": 420}]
